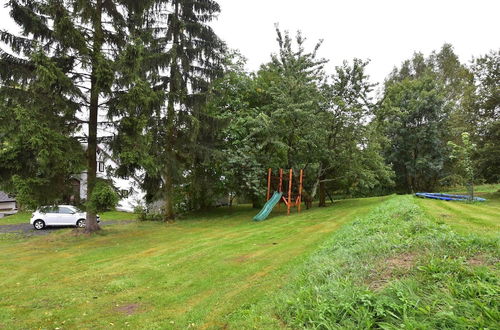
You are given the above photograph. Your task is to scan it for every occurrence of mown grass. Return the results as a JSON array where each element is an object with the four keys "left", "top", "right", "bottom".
[
  {"left": 275, "top": 195, "right": 499, "bottom": 329},
  {"left": 0, "top": 210, "right": 137, "bottom": 225},
  {"left": 416, "top": 183, "right": 500, "bottom": 237},
  {"left": 0, "top": 196, "right": 386, "bottom": 329}
]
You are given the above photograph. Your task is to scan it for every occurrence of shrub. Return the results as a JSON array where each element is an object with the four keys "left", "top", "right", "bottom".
[
  {"left": 134, "top": 204, "right": 163, "bottom": 221},
  {"left": 88, "top": 181, "right": 119, "bottom": 212}
]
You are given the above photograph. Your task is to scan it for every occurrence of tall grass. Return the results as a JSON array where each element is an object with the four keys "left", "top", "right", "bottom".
[{"left": 276, "top": 195, "right": 499, "bottom": 329}]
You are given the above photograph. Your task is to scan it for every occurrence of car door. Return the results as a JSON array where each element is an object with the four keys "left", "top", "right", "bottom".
[
  {"left": 58, "top": 207, "right": 76, "bottom": 225},
  {"left": 42, "top": 207, "right": 58, "bottom": 225}
]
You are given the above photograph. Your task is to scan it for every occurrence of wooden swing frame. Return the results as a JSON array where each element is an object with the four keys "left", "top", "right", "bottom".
[{"left": 266, "top": 168, "right": 304, "bottom": 215}]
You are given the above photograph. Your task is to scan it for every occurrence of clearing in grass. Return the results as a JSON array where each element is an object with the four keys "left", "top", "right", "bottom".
[{"left": 0, "top": 196, "right": 385, "bottom": 328}]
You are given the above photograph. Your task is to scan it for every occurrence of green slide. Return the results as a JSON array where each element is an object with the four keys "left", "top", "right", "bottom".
[{"left": 253, "top": 191, "right": 283, "bottom": 221}]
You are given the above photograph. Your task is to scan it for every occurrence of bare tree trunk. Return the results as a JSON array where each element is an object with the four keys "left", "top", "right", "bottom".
[
  {"left": 163, "top": 166, "right": 175, "bottom": 220},
  {"left": 318, "top": 174, "right": 326, "bottom": 207},
  {"left": 85, "top": 0, "right": 103, "bottom": 233},
  {"left": 310, "top": 163, "right": 323, "bottom": 200},
  {"left": 162, "top": 1, "right": 180, "bottom": 221}
]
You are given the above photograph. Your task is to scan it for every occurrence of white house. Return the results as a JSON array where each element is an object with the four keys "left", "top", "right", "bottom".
[{"left": 74, "top": 145, "right": 145, "bottom": 212}]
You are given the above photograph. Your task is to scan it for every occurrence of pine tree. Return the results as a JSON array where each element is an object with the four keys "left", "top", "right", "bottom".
[
  {"left": 143, "top": 0, "right": 225, "bottom": 220},
  {"left": 0, "top": 0, "right": 155, "bottom": 232}
]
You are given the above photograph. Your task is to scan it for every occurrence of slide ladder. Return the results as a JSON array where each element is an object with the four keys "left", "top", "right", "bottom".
[{"left": 253, "top": 191, "right": 283, "bottom": 221}]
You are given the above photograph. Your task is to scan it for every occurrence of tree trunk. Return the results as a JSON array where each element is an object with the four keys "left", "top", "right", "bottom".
[
  {"left": 318, "top": 175, "right": 326, "bottom": 207},
  {"left": 163, "top": 166, "right": 175, "bottom": 220},
  {"left": 85, "top": 0, "right": 103, "bottom": 233},
  {"left": 163, "top": 1, "right": 180, "bottom": 221},
  {"left": 252, "top": 195, "right": 262, "bottom": 209},
  {"left": 310, "top": 163, "right": 323, "bottom": 200}
]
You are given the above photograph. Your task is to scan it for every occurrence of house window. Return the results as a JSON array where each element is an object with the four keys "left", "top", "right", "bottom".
[{"left": 98, "top": 161, "right": 105, "bottom": 172}]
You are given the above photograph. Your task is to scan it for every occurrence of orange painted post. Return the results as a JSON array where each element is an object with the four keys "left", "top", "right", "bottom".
[
  {"left": 278, "top": 168, "right": 283, "bottom": 210},
  {"left": 267, "top": 168, "right": 272, "bottom": 201},
  {"left": 287, "top": 168, "right": 293, "bottom": 215},
  {"left": 279, "top": 168, "right": 283, "bottom": 192},
  {"left": 298, "top": 169, "right": 303, "bottom": 213}
]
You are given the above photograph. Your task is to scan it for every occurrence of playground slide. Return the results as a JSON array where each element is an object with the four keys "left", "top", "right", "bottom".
[{"left": 253, "top": 191, "right": 283, "bottom": 221}]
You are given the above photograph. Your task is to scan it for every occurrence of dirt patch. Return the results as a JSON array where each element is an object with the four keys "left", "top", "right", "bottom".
[
  {"left": 229, "top": 250, "right": 267, "bottom": 263},
  {"left": 386, "top": 253, "right": 416, "bottom": 269},
  {"left": 115, "top": 303, "right": 141, "bottom": 315},
  {"left": 233, "top": 255, "right": 250, "bottom": 263},
  {"left": 368, "top": 252, "right": 418, "bottom": 291},
  {"left": 467, "top": 254, "right": 498, "bottom": 267}
]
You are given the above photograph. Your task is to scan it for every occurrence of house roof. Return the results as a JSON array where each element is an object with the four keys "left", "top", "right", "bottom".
[{"left": 0, "top": 191, "right": 16, "bottom": 203}]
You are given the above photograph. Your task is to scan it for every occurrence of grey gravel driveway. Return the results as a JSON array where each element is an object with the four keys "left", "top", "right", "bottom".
[{"left": 0, "top": 220, "right": 134, "bottom": 236}]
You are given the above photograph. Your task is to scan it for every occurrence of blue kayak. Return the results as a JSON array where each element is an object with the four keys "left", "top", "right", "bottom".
[{"left": 415, "top": 192, "right": 486, "bottom": 202}]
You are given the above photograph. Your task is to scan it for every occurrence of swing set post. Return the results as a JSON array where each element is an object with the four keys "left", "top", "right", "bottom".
[
  {"left": 298, "top": 169, "right": 303, "bottom": 213},
  {"left": 287, "top": 168, "right": 293, "bottom": 215},
  {"left": 266, "top": 168, "right": 272, "bottom": 201}
]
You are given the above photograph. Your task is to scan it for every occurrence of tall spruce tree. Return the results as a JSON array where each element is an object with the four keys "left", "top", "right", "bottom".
[
  {"left": 140, "top": 0, "right": 224, "bottom": 220},
  {"left": 0, "top": 0, "right": 156, "bottom": 232}
]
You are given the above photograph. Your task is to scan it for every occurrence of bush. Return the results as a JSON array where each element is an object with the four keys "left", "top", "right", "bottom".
[
  {"left": 134, "top": 204, "right": 164, "bottom": 221},
  {"left": 88, "top": 181, "right": 119, "bottom": 212}
]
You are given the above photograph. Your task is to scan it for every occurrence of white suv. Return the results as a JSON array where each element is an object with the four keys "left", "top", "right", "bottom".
[{"left": 30, "top": 205, "right": 100, "bottom": 230}]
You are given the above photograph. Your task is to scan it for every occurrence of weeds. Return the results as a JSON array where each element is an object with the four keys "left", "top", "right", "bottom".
[{"left": 276, "top": 195, "right": 499, "bottom": 329}]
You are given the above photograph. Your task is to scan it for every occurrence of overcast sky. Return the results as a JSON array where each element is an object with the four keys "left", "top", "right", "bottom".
[
  {"left": 1, "top": 0, "right": 498, "bottom": 84},
  {"left": 210, "top": 0, "right": 500, "bottom": 83}
]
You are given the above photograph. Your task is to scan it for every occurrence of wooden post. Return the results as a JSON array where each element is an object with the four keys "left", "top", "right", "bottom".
[
  {"left": 279, "top": 168, "right": 283, "bottom": 192},
  {"left": 267, "top": 168, "right": 272, "bottom": 201},
  {"left": 287, "top": 168, "right": 293, "bottom": 215},
  {"left": 298, "top": 169, "right": 303, "bottom": 213},
  {"left": 278, "top": 168, "right": 284, "bottom": 210}
]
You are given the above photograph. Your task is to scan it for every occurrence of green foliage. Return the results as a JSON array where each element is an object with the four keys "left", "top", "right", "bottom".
[
  {"left": 276, "top": 195, "right": 499, "bottom": 329},
  {"left": 379, "top": 74, "right": 448, "bottom": 192},
  {"left": 0, "top": 0, "right": 159, "bottom": 230},
  {"left": 87, "top": 181, "right": 119, "bottom": 212},
  {"left": 210, "top": 30, "right": 392, "bottom": 204},
  {"left": 0, "top": 50, "right": 85, "bottom": 209},
  {"left": 448, "top": 132, "right": 477, "bottom": 198},
  {"left": 472, "top": 50, "right": 500, "bottom": 183},
  {"left": 111, "top": 0, "right": 225, "bottom": 218}
]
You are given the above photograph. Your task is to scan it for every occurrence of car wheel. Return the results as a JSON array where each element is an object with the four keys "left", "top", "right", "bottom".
[
  {"left": 33, "top": 220, "right": 45, "bottom": 230},
  {"left": 76, "top": 219, "right": 86, "bottom": 228}
]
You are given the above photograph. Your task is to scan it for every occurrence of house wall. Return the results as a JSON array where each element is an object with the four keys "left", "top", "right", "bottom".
[
  {"left": 77, "top": 149, "right": 145, "bottom": 212},
  {"left": 0, "top": 201, "right": 16, "bottom": 211}
]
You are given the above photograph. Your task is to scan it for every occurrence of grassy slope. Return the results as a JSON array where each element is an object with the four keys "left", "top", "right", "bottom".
[
  {"left": 0, "top": 196, "right": 386, "bottom": 329},
  {"left": 416, "top": 184, "right": 500, "bottom": 237},
  {"left": 0, "top": 210, "right": 138, "bottom": 225},
  {"left": 276, "top": 195, "right": 499, "bottom": 329}
]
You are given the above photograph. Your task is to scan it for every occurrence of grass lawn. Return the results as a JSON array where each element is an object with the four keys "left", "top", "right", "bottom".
[
  {"left": 0, "top": 210, "right": 138, "bottom": 225},
  {"left": 0, "top": 196, "right": 386, "bottom": 329},
  {"left": 277, "top": 195, "right": 499, "bottom": 328},
  {"left": 415, "top": 184, "right": 500, "bottom": 237}
]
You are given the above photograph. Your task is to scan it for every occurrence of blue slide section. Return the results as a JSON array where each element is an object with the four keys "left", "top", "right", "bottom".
[{"left": 253, "top": 191, "right": 283, "bottom": 221}]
